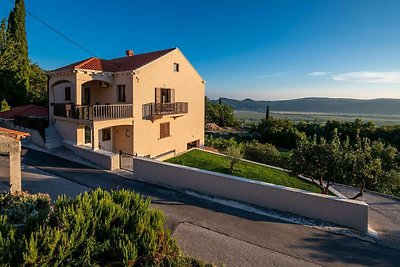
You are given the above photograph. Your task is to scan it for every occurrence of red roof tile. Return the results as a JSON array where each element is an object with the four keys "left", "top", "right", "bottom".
[
  {"left": 0, "top": 127, "right": 30, "bottom": 141},
  {"left": 0, "top": 104, "right": 48, "bottom": 119},
  {"left": 51, "top": 48, "right": 176, "bottom": 73}
]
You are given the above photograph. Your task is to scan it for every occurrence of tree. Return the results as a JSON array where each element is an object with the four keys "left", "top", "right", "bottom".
[
  {"left": 205, "top": 97, "right": 237, "bottom": 127},
  {"left": 1, "top": 99, "right": 10, "bottom": 112},
  {"left": 28, "top": 63, "right": 48, "bottom": 106},
  {"left": 225, "top": 144, "right": 243, "bottom": 172},
  {"left": 5, "top": 0, "right": 30, "bottom": 106}
]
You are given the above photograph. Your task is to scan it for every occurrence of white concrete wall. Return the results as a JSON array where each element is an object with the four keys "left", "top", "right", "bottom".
[
  {"left": 132, "top": 157, "right": 369, "bottom": 232},
  {"left": 65, "top": 143, "right": 120, "bottom": 170}
]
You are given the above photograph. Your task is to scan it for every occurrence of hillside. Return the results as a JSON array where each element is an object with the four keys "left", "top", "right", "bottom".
[{"left": 211, "top": 97, "right": 400, "bottom": 115}]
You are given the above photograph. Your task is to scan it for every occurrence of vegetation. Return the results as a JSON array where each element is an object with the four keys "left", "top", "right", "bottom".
[
  {"left": 166, "top": 149, "right": 322, "bottom": 193},
  {"left": 225, "top": 144, "right": 243, "bottom": 172},
  {"left": 0, "top": 189, "right": 211, "bottom": 266},
  {"left": 0, "top": 100, "right": 10, "bottom": 112},
  {"left": 0, "top": 0, "right": 48, "bottom": 108},
  {"left": 205, "top": 97, "right": 238, "bottom": 127}
]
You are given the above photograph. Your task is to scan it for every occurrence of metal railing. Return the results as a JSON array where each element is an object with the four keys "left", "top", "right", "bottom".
[
  {"left": 142, "top": 102, "right": 188, "bottom": 118},
  {"left": 54, "top": 104, "right": 133, "bottom": 121}
]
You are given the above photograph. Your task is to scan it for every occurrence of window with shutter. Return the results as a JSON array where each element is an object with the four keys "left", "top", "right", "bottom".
[
  {"left": 118, "top": 85, "right": 126, "bottom": 102},
  {"left": 160, "top": 122, "right": 170, "bottom": 139}
]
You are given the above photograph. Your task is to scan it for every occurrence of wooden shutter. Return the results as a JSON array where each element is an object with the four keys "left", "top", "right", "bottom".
[
  {"left": 170, "top": 89, "right": 175, "bottom": 103},
  {"left": 160, "top": 122, "right": 170, "bottom": 139},
  {"left": 155, "top": 88, "right": 161, "bottom": 104}
]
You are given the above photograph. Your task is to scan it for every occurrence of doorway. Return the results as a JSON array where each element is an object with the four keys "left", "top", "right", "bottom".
[{"left": 83, "top": 87, "right": 91, "bottom": 105}]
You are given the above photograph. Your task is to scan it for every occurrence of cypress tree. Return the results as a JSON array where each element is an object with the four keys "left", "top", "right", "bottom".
[{"left": 6, "top": 0, "right": 29, "bottom": 105}]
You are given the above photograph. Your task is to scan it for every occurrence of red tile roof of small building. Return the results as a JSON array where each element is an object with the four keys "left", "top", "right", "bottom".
[
  {"left": 0, "top": 104, "right": 48, "bottom": 119},
  {"left": 0, "top": 127, "right": 29, "bottom": 141},
  {"left": 51, "top": 48, "right": 176, "bottom": 73}
]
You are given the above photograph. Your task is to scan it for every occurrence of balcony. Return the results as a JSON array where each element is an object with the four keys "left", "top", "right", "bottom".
[
  {"left": 142, "top": 102, "right": 188, "bottom": 120},
  {"left": 54, "top": 104, "right": 133, "bottom": 121}
]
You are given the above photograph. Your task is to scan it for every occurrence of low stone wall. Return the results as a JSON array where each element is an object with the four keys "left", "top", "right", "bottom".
[
  {"left": 65, "top": 143, "right": 119, "bottom": 170},
  {"left": 133, "top": 157, "right": 369, "bottom": 232}
]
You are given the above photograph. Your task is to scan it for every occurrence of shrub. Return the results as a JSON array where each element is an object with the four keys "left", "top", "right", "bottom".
[
  {"left": 0, "top": 189, "right": 212, "bottom": 266},
  {"left": 243, "top": 141, "right": 281, "bottom": 167},
  {"left": 205, "top": 135, "right": 238, "bottom": 152}
]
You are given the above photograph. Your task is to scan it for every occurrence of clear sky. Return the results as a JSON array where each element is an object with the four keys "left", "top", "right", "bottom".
[{"left": 2, "top": 0, "right": 400, "bottom": 100}]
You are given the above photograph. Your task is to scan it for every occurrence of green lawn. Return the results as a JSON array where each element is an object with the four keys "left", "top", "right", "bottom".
[{"left": 166, "top": 149, "right": 322, "bottom": 194}]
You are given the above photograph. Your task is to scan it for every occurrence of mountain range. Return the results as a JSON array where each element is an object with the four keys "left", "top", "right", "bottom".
[{"left": 210, "top": 97, "right": 400, "bottom": 115}]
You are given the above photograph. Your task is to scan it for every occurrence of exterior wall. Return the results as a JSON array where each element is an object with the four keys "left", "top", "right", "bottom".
[
  {"left": 54, "top": 119, "right": 78, "bottom": 144},
  {"left": 113, "top": 125, "right": 133, "bottom": 154},
  {"left": 132, "top": 49, "right": 205, "bottom": 157},
  {"left": 133, "top": 156, "right": 369, "bottom": 232},
  {"left": 54, "top": 82, "right": 74, "bottom": 103}
]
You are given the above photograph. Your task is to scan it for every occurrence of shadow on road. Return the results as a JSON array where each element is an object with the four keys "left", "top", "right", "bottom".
[{"left": 291, "top": 231, "right": 400, "bottom": 266}]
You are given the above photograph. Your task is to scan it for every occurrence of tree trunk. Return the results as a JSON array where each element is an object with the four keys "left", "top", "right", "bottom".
[{"left": 350, "top": 179, "right": 365, "bottom": 200}]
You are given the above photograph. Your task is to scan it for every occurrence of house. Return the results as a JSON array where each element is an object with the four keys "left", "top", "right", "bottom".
[
  {"left": 0, "top": 104, "right": 48, "bottom": 148},
  {"left": 47, "top": 48, "right": 205, "bottom": 170}
]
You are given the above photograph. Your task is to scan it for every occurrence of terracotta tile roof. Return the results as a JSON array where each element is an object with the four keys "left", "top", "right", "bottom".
[
  {"left": 50, "top": 48, "right": 176, "bottom": 73},
  {"left": 0, "top": 104, "right": 48, "bottom": 120},
  {"left": 0, "top": 127, "right": 29, "bottom": 141}
]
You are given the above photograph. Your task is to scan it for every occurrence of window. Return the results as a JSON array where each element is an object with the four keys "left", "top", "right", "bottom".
[
  {"left": 84, "top": 126, "right": 91, "bottom": 144},
  {"left": 65, "top": 87, "right": 71, "bottom": 101},
  {"left": 173, "top": 63, "right": 179, "bottom": 72},
  {"left": 118, "top": 85, "right": 126, "bottom": 102},
  {"left": 160, "top": 122, "right": 170, "bottom": 139},
  {"left": 102, "top": 128, "right": 111, "bottom": 141}
]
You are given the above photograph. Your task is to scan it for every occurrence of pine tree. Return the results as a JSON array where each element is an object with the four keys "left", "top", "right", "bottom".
[{"left": 6, "top": 0, "right": 29, "bottom": 106}]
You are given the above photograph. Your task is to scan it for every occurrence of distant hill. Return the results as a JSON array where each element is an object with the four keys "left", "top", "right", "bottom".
[{"left": 210, "top": 97, "right": 400, "bottom": 115}]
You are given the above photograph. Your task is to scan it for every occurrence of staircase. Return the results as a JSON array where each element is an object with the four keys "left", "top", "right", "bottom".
[{"left": 45, "top": 126, "right": 63, "bottom": 150}]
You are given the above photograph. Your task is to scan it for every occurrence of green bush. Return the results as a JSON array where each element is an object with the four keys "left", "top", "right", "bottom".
[
  {"left": 205, "top": 135, "right": 238, "bottom": 151},
  {"left": 0, "top": 189, "right": 212, "bottom": 266},
  {"left": 243, "top": 141, "right": 281, "bottom": 167}
]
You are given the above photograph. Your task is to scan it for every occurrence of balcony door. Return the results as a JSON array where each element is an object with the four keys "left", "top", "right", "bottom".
[
  {"left": 83, "top": 87, "right": 91, "bottom": 105},
  {"left": 155, "top": 88, "right": 175, "bottom": 113}
]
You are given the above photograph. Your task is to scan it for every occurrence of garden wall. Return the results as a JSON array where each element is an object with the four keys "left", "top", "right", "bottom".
[{"left": 132, "top": 157, "right": 369, "bottom": 232}]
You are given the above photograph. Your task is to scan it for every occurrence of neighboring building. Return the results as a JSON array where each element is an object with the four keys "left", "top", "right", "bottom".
[
  {"left": 0, "top": 104, "right": 48, "bottom": 148},
  {"left": 0, "top": 127, "right": 29, "bottom": 194},
  {"left": 48, "top": 48, "right": 205, "bottom": 169}
]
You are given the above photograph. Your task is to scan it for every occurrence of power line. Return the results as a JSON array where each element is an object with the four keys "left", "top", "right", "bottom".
[{"left": 7, "top": 0, "right": 98, "bottom": 57}]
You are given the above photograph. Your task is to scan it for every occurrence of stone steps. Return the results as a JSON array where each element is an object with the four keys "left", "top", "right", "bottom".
[{"left": 45, "top": 126, "right": 63, "bottom": 150}]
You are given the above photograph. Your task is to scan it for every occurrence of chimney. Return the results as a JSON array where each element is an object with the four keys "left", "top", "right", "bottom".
[{"left": 125, "top": 50, "right": 134, "bottom": 57}]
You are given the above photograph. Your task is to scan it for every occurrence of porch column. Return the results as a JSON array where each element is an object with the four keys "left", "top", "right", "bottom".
[
  {"left": 75, "top": 75, "right": 83, "bottom": 105},
  {"left": 92, "top": 125, "right": 99, "bottom": 150},
  {"left": 9, "top": 142, "right": 21, "bottom": 194}
]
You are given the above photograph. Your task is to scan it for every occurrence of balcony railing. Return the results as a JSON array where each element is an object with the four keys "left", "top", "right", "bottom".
[
  {"left": 54, "top": 104, "right": 133, "bottom": 121},
  {"left": 142, "top": 102, "right": 188, "bottom": 118}
]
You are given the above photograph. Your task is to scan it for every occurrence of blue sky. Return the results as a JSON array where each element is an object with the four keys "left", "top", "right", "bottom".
[{"left": 2, "top": 0, "right": 400, "bottom": 100}]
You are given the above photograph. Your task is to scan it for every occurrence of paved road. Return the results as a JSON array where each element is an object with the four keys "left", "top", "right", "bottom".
[
  {"left": 333, "top": 184, "right": 400, "bottom": 250},
  {"left": 4, "top": 147, "right": 398, "bottom": 266}
]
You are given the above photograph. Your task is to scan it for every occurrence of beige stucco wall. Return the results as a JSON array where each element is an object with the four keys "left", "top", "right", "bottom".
[
  {"left": 113, "top": 125, "right": 134, "bottom": 154},
  {"left": 133, "top": 155, "right": 369, "bottom": 232},
  {"left": 132, "top": 49, "right": 205, "bottom": 157},
  {"left": 54, "top": 119, "right": 77, "bottom": 144}
]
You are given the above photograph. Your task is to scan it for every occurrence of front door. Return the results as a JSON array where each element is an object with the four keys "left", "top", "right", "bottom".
[{"left": 83, "top": 87, "right": 91, "bottom": 105}]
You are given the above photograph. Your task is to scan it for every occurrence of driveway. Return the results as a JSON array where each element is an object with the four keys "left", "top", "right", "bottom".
[
  {"left": 333, "top": 184, "right": 400, "bottom": 250},
  {"left": 6, "top": 147, "right": 399, "bottom": 266}
]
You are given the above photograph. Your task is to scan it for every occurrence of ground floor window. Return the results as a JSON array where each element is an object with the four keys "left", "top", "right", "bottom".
[
  {"left": 187, "top": 140, "right": 200, "bottom": 150},
  {"left": 84, "top": 126, "right": 91, "bottom": 144}
]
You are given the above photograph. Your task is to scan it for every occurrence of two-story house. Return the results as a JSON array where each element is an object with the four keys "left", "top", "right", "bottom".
[{"left": 48, "top": 48, "right": 205, "bottom": 169}]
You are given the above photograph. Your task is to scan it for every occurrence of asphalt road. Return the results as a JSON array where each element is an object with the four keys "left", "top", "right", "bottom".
[{"left": 4, "top": 147, "right": 398, "bottom": 266}]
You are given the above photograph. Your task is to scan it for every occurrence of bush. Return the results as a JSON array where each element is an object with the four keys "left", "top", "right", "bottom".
[
  {"left": 0, "top": 189, "right": 212, "bottom": 266},
  {"left": 243, "top": 141, "right": 281, "bottom": 167},
  {"left": 205, "top": 135, "right": 238, "bottom": 151}
]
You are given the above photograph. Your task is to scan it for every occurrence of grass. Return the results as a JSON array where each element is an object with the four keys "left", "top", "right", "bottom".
[{"left": 166, "top": 149, "right": 322, "bottom": 194}]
